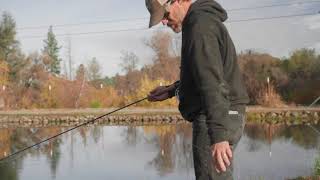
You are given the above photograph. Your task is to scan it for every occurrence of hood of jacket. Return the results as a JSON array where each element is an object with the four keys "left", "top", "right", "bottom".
[{"left": 186, "top": 0, "right": 228, "bottom": 22}]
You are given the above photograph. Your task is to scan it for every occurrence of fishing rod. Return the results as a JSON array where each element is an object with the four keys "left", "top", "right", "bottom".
[{"left": 0, "top": 97, "right": 148, "bottom": 162}]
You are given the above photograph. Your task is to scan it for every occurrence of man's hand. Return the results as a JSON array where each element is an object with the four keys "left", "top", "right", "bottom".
[
  {"left": 211, "top": 141, "right": 233, "bottom": 173},
  {"left": 148, "top": 85, "right": 173, "bottom": 102}
]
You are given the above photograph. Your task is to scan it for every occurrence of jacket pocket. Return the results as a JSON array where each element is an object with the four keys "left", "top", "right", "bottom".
[{"left": 228, "top": 113, "right": 245, "bottom": 146}]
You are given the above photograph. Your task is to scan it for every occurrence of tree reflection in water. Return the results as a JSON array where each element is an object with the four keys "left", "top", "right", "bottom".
[
  {"left": 143, "top": 124, "right": 193, "bottom": 176},
  {"left": 0, "top": 127, "right": 64, "bottom": 179},
  {"left": 0, "top": 122, "right": 319, "bottom": 180},
  {"left": 244, "top": 123, "right": 320, "bottom": 152},
  {"left": 0, "top": 161, "right": 19, "bottom": 180},
  {"left": 122, "top": 126, "right": 140, "bottom": 147}
]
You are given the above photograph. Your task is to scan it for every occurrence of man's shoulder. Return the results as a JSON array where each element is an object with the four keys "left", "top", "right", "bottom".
[
  {"left": 184, "top": 12, "right": 221, "bottom": 37},
  {"left": 185, "top": 11, "right": 210, "bottom": 26}
]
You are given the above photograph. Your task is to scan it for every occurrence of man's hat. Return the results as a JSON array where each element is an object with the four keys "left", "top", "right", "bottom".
[{"left": 145, "top": 0, "right": 168, "bottom": 28}]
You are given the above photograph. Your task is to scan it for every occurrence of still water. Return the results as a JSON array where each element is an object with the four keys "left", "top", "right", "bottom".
[{"left": 0, "top": 123, "right": 319, "bottom": 180}]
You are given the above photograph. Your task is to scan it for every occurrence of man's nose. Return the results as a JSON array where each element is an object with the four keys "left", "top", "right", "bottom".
[{"left": 161, "top": 19, "right": 168, "bottom": 25}]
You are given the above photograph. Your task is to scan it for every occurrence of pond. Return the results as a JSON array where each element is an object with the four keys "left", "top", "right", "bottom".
[{"left": 0, "top": 123, "right": 320, "bottom": 180}]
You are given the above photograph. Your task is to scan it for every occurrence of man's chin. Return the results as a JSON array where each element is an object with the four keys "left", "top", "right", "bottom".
[
  {"left": 167, "top": 24, "right": 182, "bottom": 33},
  {"left": 173, "top": 29, "right": 182, "bottom": 33},
  {"left": 171, "top": 27, "right": 182, "bottom": 33}
]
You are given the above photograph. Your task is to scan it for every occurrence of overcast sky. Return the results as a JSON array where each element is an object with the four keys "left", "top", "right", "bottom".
[{"left": 0, "top": 0, "right": 320, "bottom": 77}]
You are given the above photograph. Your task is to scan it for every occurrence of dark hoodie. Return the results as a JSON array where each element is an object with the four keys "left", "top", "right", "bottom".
[{"left": 170, "top": 0, "right": 250, "bottom": 145}]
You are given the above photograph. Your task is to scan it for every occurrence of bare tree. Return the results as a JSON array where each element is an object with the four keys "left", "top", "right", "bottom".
[
  {"left": 144, "top": 31, "right": 172, "bottom": 61},
  {"left": 142, "top": 31, "right": 180, "bottom": 82},
  {"left": 86, "top": 57, "right": 102, "bottom": 81},
  {"left": 75, "top": 64, "right": 86, "bottom": 108},
  {"left": 119, "top": 50, "right": 139, "bottom": 74}
]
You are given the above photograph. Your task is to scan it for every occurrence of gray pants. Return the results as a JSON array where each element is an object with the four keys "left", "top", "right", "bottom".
[{"left": 192, "top": 112, "right": 245, "bottom": 180}]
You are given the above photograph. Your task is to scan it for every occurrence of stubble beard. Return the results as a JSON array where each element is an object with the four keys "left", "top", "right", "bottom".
[
  {"left": 173, "top": 24, "right": 182, "bottom": 33},
  {"left": 173, "top": 7, "right": 186, "bottom": 33}
]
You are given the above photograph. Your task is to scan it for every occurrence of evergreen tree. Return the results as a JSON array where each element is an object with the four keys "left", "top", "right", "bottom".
[
  {"left": 0, "top": 12, "right": 18, "bottom": 61},
  {"left": 0, "top": 12, "right": 26, "bottom": 83},
  {"left": 42, "top": 26, "right": 61, "bottom": 75}
]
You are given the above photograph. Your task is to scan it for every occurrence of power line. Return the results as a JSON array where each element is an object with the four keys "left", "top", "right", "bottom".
[
  {"left": 19, "top": 27, "right": 152, "bottom": 39},
  {"left": 17, "top": 0, "right": 320, "bottom": 30},
  {"left": 228, "top": 0, "right": 320, "bottom": 11},
  {"left": 227, "top": 11, "right": 319, "bottom": 23},
  {"left": 18, "top": 18, "right": 147, "bottom": 30},
  {"left": 18, "top": 11, "right": 320, "bottom": 39}
]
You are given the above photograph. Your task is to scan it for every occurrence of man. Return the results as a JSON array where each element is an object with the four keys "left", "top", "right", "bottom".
[{"left": 145, "top": 0, "right": 249, "bottom": 179}]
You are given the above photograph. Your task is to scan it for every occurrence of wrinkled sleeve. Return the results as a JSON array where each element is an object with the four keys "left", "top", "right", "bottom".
[
  {"left": 167, "top": 80, "right": 180, "bottom": 98},
  {"left": 188, "top": 33, "right": 231, "bottom": 145}
]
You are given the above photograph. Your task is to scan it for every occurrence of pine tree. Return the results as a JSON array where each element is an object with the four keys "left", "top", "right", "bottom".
[
  {"left": 0, "top": 12, "right": 25, "bottom": 83},
  {"left": 42, "top": 26, "right": 61, "bottom": 75},
  {"left": 0, "top": 12, "right": 18, "bottom": 61}
]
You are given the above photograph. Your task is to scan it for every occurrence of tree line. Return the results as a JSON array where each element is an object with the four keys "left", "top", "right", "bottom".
[{"left": 0, "top": 12, "right": 319, "bottom": 109}]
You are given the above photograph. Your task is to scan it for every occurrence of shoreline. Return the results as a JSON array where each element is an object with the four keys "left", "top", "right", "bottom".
[
  {"left": 0, "top": 106, "right": 319, "bottom": 127},
  {"left": 0, "top": 106, "right": 319, "bottom": 115}
]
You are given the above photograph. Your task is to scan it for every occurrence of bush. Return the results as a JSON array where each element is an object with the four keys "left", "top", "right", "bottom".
[
  {"left": 125, "top": 75, "right": 178, "bottom": 107},
  {"left": 90, "top": 100, "right": 101, "bottom": 108},
  {"left": 256, "top": 83, "right": 286, "bottom": 107}
]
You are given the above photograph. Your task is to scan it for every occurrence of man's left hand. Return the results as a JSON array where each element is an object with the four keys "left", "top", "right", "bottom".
[{"left": 211, "top": 141, "right": 232, "bottom": 173}]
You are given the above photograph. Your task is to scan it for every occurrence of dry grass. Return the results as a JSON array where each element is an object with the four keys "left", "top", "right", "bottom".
[{"left": 257, "top": 84, "right": 287, "bottom": 108}]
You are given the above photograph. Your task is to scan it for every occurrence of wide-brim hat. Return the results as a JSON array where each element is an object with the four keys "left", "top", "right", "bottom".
[{"left": 145, "top": 0, "right": 168, "bottom": 28}]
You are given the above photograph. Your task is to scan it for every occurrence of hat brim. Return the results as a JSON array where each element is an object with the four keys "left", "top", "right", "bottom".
[{"left": 149, "top": 5, "right": 165, "bottom": 28}]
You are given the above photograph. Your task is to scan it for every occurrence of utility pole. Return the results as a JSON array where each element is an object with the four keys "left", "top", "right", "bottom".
[
  {"left": 63, "top": 57, "right": 68, "bottom": 79},
  {"left": 68, "top": 38, "right": 73, "bottom": 80},
  {"left": 65, "top": 36, "right": 73, "bottom": 80}
]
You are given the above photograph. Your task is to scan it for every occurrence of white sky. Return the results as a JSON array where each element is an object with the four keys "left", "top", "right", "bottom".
[{"left": 0, "top": 0, "right": 320, "bottom": 77}]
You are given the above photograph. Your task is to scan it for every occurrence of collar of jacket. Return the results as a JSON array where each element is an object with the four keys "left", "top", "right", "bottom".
[{"left": 182, "top": 0, "right": 228, "bottom": 28}]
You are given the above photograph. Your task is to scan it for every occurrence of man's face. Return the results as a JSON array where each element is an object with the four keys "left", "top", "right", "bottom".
[{"left": 161, "top": 0, "right": 184, "bottom": 33}]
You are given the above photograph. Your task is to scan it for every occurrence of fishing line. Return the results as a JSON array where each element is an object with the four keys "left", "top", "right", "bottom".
[
  {"left": 307, "top": 98, "right": 320, "bottom": 138},
  {"left": 0, "top": 97, "right": 147, "bottom": 162}
]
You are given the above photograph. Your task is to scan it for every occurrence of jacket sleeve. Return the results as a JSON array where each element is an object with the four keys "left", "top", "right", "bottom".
[
  {"left": 188, "top": 33, "right": 231, "bottom": 145},
  {"left": 167, "top": 81, "right": 180, "bottom": 98}
]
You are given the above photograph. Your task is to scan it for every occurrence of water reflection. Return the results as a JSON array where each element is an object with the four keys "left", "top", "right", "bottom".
[
  {"left": 0, "top": 123, "right": 319, "bottom": 180},
  {"left": 122, "top": 126, "right": 140, "bottom": 147},
  {"left": 244, "top": 124, "right": 319, "bottom": 151},
  {"left": 143, "top": 125, "right": 193, "bottom": 176},
  {"left": 0, "top": 161, "right": 19, "bottom": 180}
]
